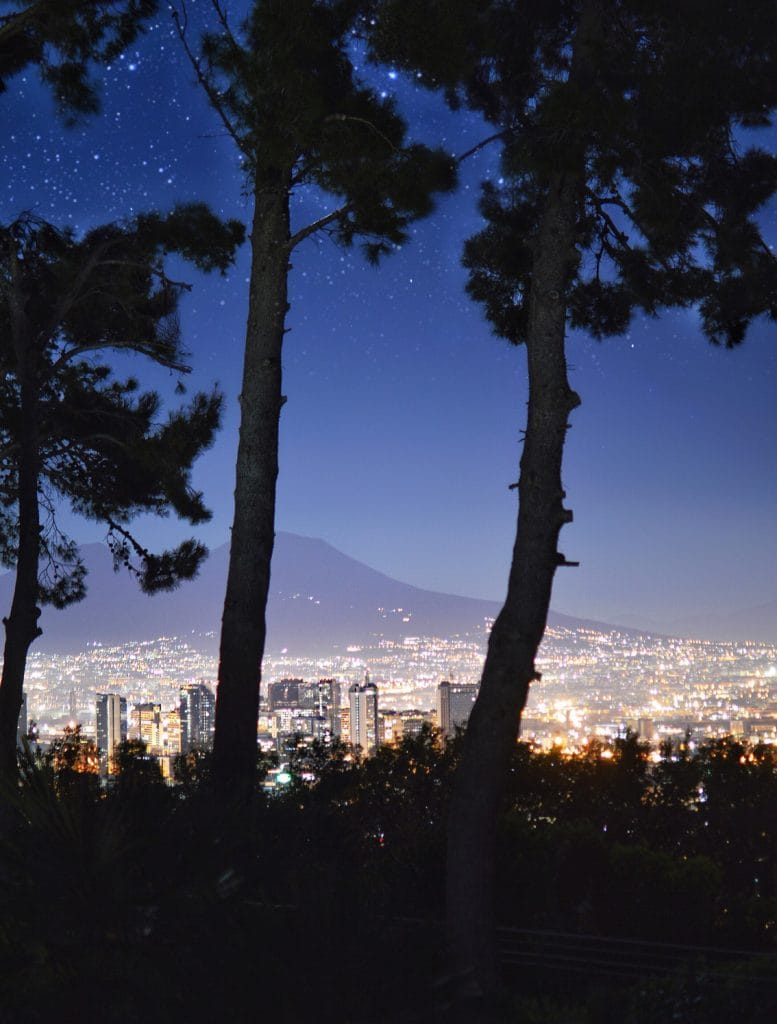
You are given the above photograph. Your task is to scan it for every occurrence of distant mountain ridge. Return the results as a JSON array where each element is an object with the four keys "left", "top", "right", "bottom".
[{"left": 0, "top": 532, "right": 635, "bottom": 654}]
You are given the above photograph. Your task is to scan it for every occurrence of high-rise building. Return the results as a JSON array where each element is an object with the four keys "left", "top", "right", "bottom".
[
  {"left": 349, "top": 671, "right": 379, "bottom": 753},
  {"left": 266, "top": 677, "right": 343, "bottom": 749},
  {"left": 318, "top": 678, "right": 341, "bottom": 735},
  {"left": 311, "top": 678, "right": 341, "bottom": 740},
  {"left": 437, "top": 680, "right": 451, "bottom": 737},
  {"left": 267, "top": 678, "right": 304, "bottom": 711},
  {"left": 134, "top": 703, "right": 163, "bottom": 754},
  {"left": 637, "top": 717, "right": 655, "bottom": 743},
  {"left": 437, "top": 680, "right": 478, "bottom": 739},
  {"left": 165, "top": 708, "right": 182, "bottom": 757},
  {"left": 340, "top": 706, "right": 351, "bottom": 742},
  {"left": 398, "top": 711, "right": 431, "bottom": 739},
  {"left": 96, "top": 693, "right": 127, "bottom": 774},
  {"left": 180, "top": 682, "right": 216, "bottom": 751},
  {"left": 130, "top": 702, "right": 182, "bottom": 777}
]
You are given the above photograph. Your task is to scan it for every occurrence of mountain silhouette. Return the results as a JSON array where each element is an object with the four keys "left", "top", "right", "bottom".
[{"left": 0, "top": 532, "right": 636, "bottom": 654}]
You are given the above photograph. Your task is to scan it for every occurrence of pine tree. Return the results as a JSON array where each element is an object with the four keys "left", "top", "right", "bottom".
[
  {"left": 174, "top": 0, "right": 455, "bottom": 797},
  {"left": 0, "top": 0, "right": 158, "bottom": 119},
  {"left": 370, "top": 0, "right": 777, "bottom": 1001},
  {"left": 0, "top": 205, "right": 244, "bottom": 774}
]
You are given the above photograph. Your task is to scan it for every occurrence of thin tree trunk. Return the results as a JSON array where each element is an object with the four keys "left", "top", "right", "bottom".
[
  {"left": 0, "top": 375, "right": 42, "bottom": 777},
  {"left": 445, "top": 167, "right": 583, "bottom": 999},
  {"left": 213, "top": 179, "right": 290, "bottom": 798}
]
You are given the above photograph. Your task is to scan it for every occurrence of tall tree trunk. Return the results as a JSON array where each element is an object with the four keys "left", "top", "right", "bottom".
[
  {"left": 445, "top": 166, "right": 583, "bottom": 999},
  {"left": 0, "top": 375, "right": 41, "bottom": 777},
  {"left": 213, "top": 179, "right": 290, "bottom": 798},
  {"left": 444, "top": 4, "right": 605, "bottom": 999}
]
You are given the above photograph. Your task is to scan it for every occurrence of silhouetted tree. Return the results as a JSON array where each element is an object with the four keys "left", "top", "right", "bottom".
[
  {"left": 174, "top": 0, "right": 455, "bottom": 797},
  {"left": 642, "top": 733, "right": 701, "bottom": 853},
  {"left": 0, "top": 206, "right": 244, "bottom": 774},
  {"left": 42, "top": 722, "right": 99, "bottom": 779},
  {"left": 371, "top": 0, "right": 777, "bottom": 998},
  {"left": 0, "top": 0, "right": 158, "bottom": 119},
  {"left": 113, "top": 738, "right": 165, "bottom": 798}
]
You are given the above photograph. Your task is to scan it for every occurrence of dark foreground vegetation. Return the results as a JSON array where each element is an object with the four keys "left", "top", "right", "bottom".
[{"left": 1, "top": 729, "right": 776, "bottom": 1023}]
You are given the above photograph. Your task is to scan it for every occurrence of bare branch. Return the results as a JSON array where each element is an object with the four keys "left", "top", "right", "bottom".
[
  {"left": 171, "top": 4, "right": 251, "bottom": 162},
  {"left": 455, "top": 130, "right": 510, "bottom": 164},
  {"left": 63, "top": 433, "right": 133, "bottom": 451},
  {"left": 287, "top": 202, "right": 353, "bottom": 251},
  {"left": 556, "top": 553, "right": 580, "bottom": 567},
  {"left": 48, "top": 340, "right": 191, "bottom": 378},
  {"left": 211, "top": 0, "right": 241, "bottom": 53},
  {"left": 585, "top": 189, "right": 632, "bottom": 249},
  {"left": 324, "top": 114, "right": 399, "bottom": 153},
  {"left": 96, "top": 260, "right": 193, "bottom": 290}
]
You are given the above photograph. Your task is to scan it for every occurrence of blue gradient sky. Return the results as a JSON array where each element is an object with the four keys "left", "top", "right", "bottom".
[{"left": 2, "top": 4, "right": 777, "bottom": 629}]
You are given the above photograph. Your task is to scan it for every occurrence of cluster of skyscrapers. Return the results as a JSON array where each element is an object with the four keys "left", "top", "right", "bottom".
[
  {"left": 25, "top": 669, "right": 479, "bottom": 780},
  {"left": 95, "top": 681, "right": 215, "bottom": 776},
  {"left": 259, "top": 674, "right": 478, "bottom": 755}
]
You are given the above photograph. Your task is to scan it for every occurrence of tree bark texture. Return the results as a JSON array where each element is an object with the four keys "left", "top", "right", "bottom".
[
  {"left": 0, "top": 373, "right": 42, "bottom": 776},
  {"left": 213, "top": 181, "right": 290, "bottom": 798}
]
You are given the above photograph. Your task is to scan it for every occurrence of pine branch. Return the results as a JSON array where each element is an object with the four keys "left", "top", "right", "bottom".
[
  {"left": 0, "top": 1, "right": 46, "bottom": 46},
  {"left": 105, "top": 516, "right": 151, "bottom": 562},
  {"left": 696, "top": 204, "right": 777, "bottom": 266},
  {"left": 2, "top": 229, "right": 28, "bottom": 358},
  {"left": 43, "top": 252, "right": 193, "bottom": 379},
  {"left": 40, "top": 233, "right": 120, "bottom": 348},
  {"left": 97, "top": 259, "right": 192, "bottom": 289}
]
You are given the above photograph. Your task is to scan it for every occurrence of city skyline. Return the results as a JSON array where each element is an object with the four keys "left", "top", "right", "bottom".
[
  {"left": 24, "top": 622, "right": 777, "bottom": 756},
  {"left": 2, "top": 4, "right": 777, "bottom": 633}
]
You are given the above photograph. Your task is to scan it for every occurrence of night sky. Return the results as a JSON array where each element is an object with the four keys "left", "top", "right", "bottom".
[{"left": 3, "top": 2, "right": 777, "bottom": 632}]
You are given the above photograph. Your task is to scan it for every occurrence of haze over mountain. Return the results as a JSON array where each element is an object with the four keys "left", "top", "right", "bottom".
[
  {"left": 662, "top": 603, "right": 777, "bottom": 644},
  {"left": 0, "top": 532, "right": 638, "bottom": 655},
  {"left": 608, "top": 603, "right": 777, "bottom": 643},
  {"left": 0, "top": 532, "right": 772, "bottom": 653}
]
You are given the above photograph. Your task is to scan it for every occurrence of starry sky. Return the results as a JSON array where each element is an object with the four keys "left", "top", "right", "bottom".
[{"left": 2, "top": 1, "right": 777, "bottom": 632}]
